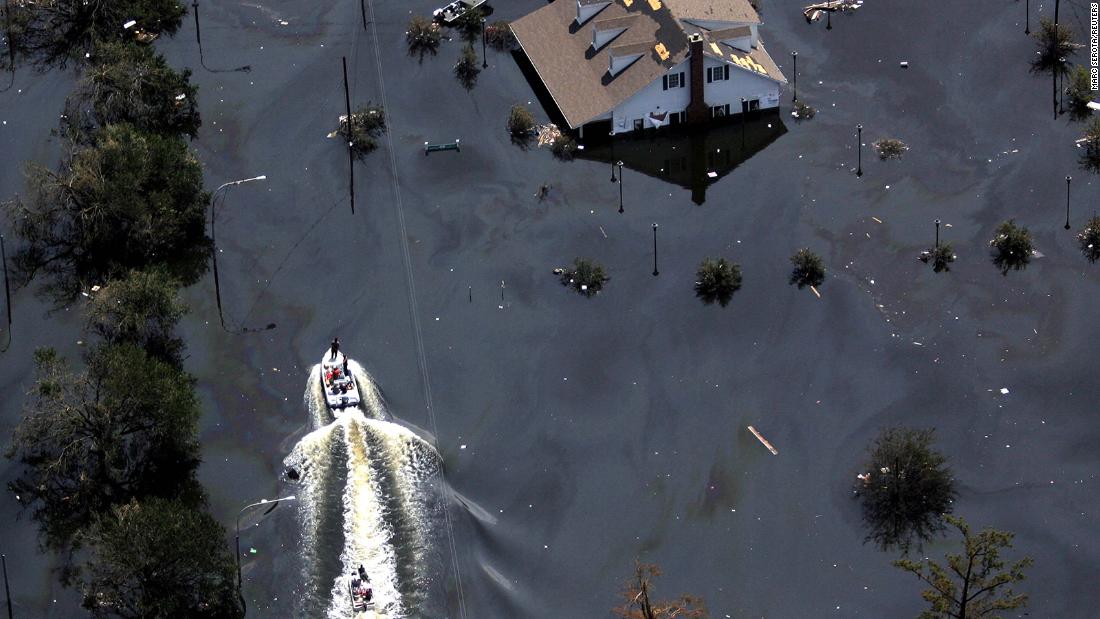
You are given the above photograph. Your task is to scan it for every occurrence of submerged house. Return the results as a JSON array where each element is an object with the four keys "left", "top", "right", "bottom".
[{"left": 511, "top": 0, "right": 787, "bottom": 136}]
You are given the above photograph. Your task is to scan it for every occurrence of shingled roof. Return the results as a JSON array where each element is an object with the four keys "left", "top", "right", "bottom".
[{"left": 511, "top": 0, "right": 776, "bottom": 129}]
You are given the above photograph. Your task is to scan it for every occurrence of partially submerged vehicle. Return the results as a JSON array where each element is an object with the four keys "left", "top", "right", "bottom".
[
  {"left": 349, "top": 565, "right": 375, "bottom": 615},
  {"left": 321, "top": 351, "right": 360, "bottom": 410}
]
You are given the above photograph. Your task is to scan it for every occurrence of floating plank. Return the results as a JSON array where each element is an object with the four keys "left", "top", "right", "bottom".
[
  {"left": 810, "top": 285, "right": 821, "bottom": 298},
  {"left": 747, "top": 425, "right": 779, "bottom": 455}
]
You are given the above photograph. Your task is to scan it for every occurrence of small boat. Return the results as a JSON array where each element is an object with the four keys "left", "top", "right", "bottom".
[
  {"left": 433, "top": 0, "right": 486, "bottom": 24},
  {"left": 321, "top": 350, "right": 360, "bottom": 410},
  {"left": 349, "top": 565, "right": 376, "bottom": 615}
]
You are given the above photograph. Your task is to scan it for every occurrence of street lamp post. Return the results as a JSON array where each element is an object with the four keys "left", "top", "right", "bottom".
[
  {"left": 617, "top": 161, "right": 625, "bottom": 214},
  {"left": 481, "top": 17, "right": 488, "bottom": 69},
  {"left": 236, "top": 496, "right": 296, "bottom": 616},
  {"left": 792, "top": 51, "right": 798, "bottom": 102},
  {"left": 1065, "top": 175, "right": 1072, "bottom": 230},
  {"left": 652, "top": 223, "right": 659, "bottom": 276},
  {"left": 1058, "top": 57, "right": 1066, "bottom": 115},
  {"left": 935, "top": 219, "right": 941, "bottom": 248},
  {"left": 610, "top": 132, "right": 617, "bottom": 182},
  {"left": 740, "top": 97, "right": 746, "bottom": 148},
  {"left": 192, "top": 1, "right": 250, "bottom": 73},
  {"left": 1025, "top": 0, "right": 1030, "bottom": 34},
  {"left": 210, "top": 175, "right": 266, "bottom": 333},
  {"left": 856, "top": 124, "right": 863, "bottom": 177}
]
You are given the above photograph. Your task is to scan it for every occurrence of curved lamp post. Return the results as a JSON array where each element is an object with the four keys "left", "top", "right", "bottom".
[
  {"left": 236, "top": 495, "right": 296, "bottom": 616},
  {"left": 210, "top": 175, "right": 266, "bottom": 333}
]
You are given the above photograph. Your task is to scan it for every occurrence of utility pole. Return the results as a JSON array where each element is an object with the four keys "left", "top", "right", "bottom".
[
  {"left": 342, "top": 56, "right": 355, "bottom": 214},
  {"left": 2, "top": 553, "right": 11, "bottom": 619}
]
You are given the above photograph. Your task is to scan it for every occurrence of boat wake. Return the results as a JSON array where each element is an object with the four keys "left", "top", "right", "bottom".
[{"left": 286, "top": 359, "right": 445, "bottom": 618}]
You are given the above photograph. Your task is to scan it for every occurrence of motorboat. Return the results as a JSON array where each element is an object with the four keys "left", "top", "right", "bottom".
[
  {"left": 321, "top": 350, "right": 360, "bottom": 410},
  {"left": 349, "top": 564, "right": 376, "bottom": 615},
  {"left": 433, "top": 0, "right": 486, "bottom": 24}
]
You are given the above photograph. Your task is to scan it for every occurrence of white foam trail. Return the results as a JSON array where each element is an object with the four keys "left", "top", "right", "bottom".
[
  {"left": 348, "top": 360, "right": 386, "bottom": 421},
  {"left": 289, "top": 360, "right": 445, "bottom": 618},
  {"left": 329, "top": 414, "right": 404, "bottom": 618}
]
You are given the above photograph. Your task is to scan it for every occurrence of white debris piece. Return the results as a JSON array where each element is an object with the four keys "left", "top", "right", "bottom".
[{"left": 1000, "top": 387, "right": 1010, "bottom": 395}]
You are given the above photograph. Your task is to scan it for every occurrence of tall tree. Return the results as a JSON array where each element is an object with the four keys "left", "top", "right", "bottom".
[
  {"left": 80, "top": 497, "right": 241, "bottom": 618},
  {"left": 64, "top": 40, "right": 201, "bottom": 140},
  {"left": 6, "top": 123, "right": 211, "bottom": 303},
  {"left": 894, "top": 516, "right": 1032, "bottom": 619},
  {"left": 694, "top": 257, "right": 742, "bottom": 307},
  {"left": 5, "top": 0, "right": 187, "bottom": 69},
  {"left": 613, "top": 563, "right": 707, "bottom": 619},
  {"left": 855, "top": 428, "right": 956, "bottom": 552},
  {"left": 6, "top": 345, "right": 203, "bottom": 550},
  {"left": 85, "top": 268, "right": 187, "bottom": 366},
  {"left": 989, "top": 220, "right": 1033, "bottom": 275}
]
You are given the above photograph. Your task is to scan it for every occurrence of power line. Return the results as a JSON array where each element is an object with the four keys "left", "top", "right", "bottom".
[{"left": 362, "top": 1, "right": 468, "bottom": 616}]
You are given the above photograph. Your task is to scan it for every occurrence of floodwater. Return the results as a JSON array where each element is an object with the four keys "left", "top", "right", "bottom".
[{"left": 2, "top": 0, "right": 1099, "bottom": 617}]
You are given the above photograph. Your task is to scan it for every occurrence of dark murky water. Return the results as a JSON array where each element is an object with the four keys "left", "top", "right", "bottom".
[{"left": 3, "top": 0, "right": 1099, "bottom": 616}]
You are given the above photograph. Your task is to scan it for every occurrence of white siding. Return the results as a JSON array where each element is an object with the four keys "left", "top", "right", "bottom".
[
  {"left": 607, "top": 56, "right": 780, "bottom": 134},
  {"left": 611, "top": 59, "right": 692, "bottom": 133},
  {"left": 701, "top": 56, "right": 780, "bottom": 113}
]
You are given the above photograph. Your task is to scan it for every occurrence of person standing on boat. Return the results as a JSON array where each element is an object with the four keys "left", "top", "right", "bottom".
[
  {"left": 330, "top": 337, "right": 340, "bottom": 360},
  {"left": 342, "top": 353, "right": 350, "bottom": 378}
]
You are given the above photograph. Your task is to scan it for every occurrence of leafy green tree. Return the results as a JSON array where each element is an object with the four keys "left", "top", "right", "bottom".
[
  {"left": 1079, "top": 118, "right": 1100, "bottom": 175},
  {"left": 1078, "top": 216, "right": 1100, "bottom": 263},
  {"left": 5, "top": 0, "right": 187, "bottom": 69},
  {"left": 485, "top": 20, "right": 516, "bottom": 51},
  {"left": 789, "top": 248, "right": 825, "bottom": 288},
  {"left": 405, "top": 15, "right": 441, "bottom": 61},
  {"left": 6, "top": 123, "right": 210, "bottom": 302},
  {"left": 855, "top": 428, "right": 956, "bottom": 552},
  {"left": 921, "top": 243, "right": 956, "bottom": 273},
  {"left": 507, "top": 104, "right": 536, "bottom": 146},
  {"left": 613, "top": 562, "right": 707, "bottom": 619},
  {"left": 6, "top": 345, "right": 203, "bottom": 549},
  {"left": 454, "top": 44, "right": 480, "bottom": 90},
  {"left": 989, "top": 220, "right": 1033, "bottom": 275},
  {"left": 64, "top": 40, "right": 200, "bottom": 140},
  {"left": 1064, "top": 65, "right": 1094, "bottom": 122},
  {"left": 694, "top": 257, "right": 742, "bottom": 307},
  {"left": 338, "top": 104, "right": 387, "bottom": 160},
  {"left": 1030, "top": 18, "right": 1078, "bottom": 74},
  {"left": 81, "top": 498, "right": 241, "bottom": 618},
  {"left": 894, "top": 516, "right": 1032, "bottom": 619},
  {"left": 86, "top": 269, "right": 186, "bottom": 366},
  {"left": 559, "top": 258, "right": 609, "bottom": 297},
  {"left": 873, "top": 138, "right": 908, "bottom": 160},
  {"left": 451, "top": 7, "right": 485, "bottom": 43}
]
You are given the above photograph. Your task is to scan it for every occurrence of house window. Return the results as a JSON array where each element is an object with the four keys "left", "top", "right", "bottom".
[
  {"left": 662, "top": 72, "right": 686, "bottom": 90},
  {"left": 633, "top": 118, "right": 644, "bottom": 131},
  {"left": 669, "top": 111, "right": 686, "bottom": 125},
  {"left": 706, "top": 65, "right": 729, "bottom": 82},
  {"left": 711, "top": 104, "right": 730, "bottom": 118},
  {"left": 748, "top": 98, "right": 760, "bottom": 111}
]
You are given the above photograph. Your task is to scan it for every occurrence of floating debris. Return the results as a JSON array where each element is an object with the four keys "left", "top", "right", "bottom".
[
  {"left": 803, "top": 0, "right": 863, "bottom": 23},
  {"left": 748, "top": 425, "right": 779, "bottom": 455}
]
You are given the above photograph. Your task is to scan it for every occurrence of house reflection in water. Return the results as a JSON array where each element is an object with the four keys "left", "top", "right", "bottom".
[{"left": 577, "top": 111, "right": 786, "bottom": 205}]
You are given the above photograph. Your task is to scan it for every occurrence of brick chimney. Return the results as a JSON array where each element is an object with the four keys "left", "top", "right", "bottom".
[{"left": 686, "top": 33, "right": 708, "bottom": 124}]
